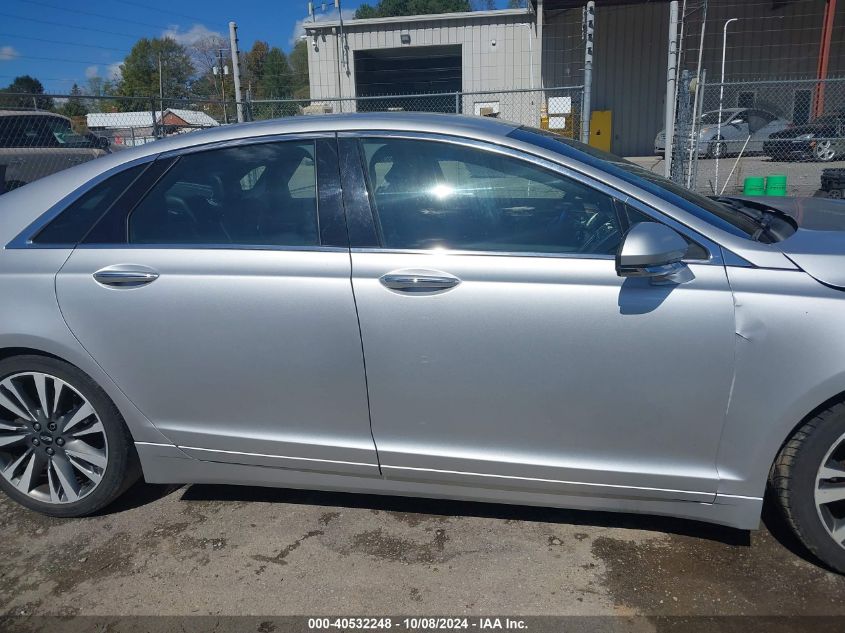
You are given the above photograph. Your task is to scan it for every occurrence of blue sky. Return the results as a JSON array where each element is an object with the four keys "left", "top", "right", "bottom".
[
  {"left": 1, "top": 1, "right": 515, "bottom": 94},
  {"left": 0, "top": 0, "right": 368, "bottom": 93}
]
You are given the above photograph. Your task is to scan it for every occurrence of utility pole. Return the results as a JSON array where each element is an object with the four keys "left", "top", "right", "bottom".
[
  {"left": 664, "top": 1, "right": 679, "bottom": 178},
  {"left": 814, "top": 0, "right": 837, "bottom": 117},
  {"left": 580, "top": 1, "right": 594, "bottom": 144},
  {"left": 158, "top": 52, "right": 164, "bottom": 122},
  {"left": 213, "top": 48, "right": 229, "bottom": 124},
  {"left": 229, "top": 21, "right": 245, "bottom": 123}
]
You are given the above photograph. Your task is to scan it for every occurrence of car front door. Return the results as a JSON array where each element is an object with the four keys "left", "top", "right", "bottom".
[
  {"left": 55, "top": 136, "right": 379, "bottom": 476},
  {"left": 343, "top": 134, "right": 736, "bottom": 502}
]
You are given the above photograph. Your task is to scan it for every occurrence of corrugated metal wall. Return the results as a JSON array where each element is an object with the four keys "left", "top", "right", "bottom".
[
  {"left": 307, "top": 11, "right": 537, "bottom": 102},
  {"left": 306, "top": 1, "right": 844, "bottom": 156},
  {"left": 543, "top": 0, "right": 845, "bottom": 156}
]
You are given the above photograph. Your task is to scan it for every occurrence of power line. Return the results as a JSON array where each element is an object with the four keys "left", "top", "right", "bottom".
[
  {"left": 111, "top": 0, "right": 212, "bottom": 24},
  {"left": 11, "top": 53, "right": 124, "bottom": 65},
  {"left": 0, "top": 33, "right": 130, "bottom": 53},
  {"left": 0, "top": 12, "right": 140, "bottom": 38},
  {"left": 12, "top": 0, "right": 175, "bottom": 31}
]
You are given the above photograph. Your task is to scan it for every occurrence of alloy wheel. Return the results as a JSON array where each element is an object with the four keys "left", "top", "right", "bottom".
[
  {"left": 815, "top": 430, "right": 845, "bottom": 550},
  {"left": 814, "top": 140, "right": 836, "bottom": 162},
  {"left": 0, "top": 372, "right": 108, "bottom": 504}
]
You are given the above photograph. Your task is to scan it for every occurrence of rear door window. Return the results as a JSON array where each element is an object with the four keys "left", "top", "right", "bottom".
[{"left": 128, "top": 141, "right": 319, "bottom": 246}]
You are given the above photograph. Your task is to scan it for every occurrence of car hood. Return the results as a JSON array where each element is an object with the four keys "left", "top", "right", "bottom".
[{"left": 725, "top": 196, "right": 845, "bottom": 288}]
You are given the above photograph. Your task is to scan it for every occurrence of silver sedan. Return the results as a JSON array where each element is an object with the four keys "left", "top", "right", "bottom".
[
  {"left": 655, "top": 108, "right": 789, "bottom": 157},
  {"left": 1, "top": 113, "right": 845, "bottom": 574}
]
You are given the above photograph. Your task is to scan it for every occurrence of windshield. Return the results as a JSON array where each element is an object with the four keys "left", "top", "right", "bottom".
[
  {"left": 510, "top": 126, "right": 772, "bottom": 240},
  {"left": 700, "top": 111, "right": 737, "bottom": 125}
]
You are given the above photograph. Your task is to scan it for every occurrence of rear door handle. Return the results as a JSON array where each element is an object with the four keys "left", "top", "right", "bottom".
[
  {"left": 93, "top": 266, "right": 159, "bottom": 287},
  {"left": 380, "top": 269, "right": 460, "bottom": 293}
]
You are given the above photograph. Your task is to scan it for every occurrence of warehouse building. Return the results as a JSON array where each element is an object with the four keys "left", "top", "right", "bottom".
[{"left": 304, "top": 0, "right": 843, "bottom": 156}]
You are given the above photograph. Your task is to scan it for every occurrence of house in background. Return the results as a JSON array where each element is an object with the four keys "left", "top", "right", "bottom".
[
  {"left": 86, "top": 108, "right": 220, "bottom": 147},
  {"left": 304, "top": 0, "right": 843, "bottom": 156}
]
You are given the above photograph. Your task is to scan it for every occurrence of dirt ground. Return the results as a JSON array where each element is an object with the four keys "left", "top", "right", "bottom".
[{"left": 1, "top": 480, "right": 843, "bottom": 628}]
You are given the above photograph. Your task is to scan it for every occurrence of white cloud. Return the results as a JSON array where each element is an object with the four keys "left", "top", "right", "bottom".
[
  {"left": 0, "top": 45, "right": 19, "bottom": 61},
  {"left": 290, "top": 8, "right": 356, "bottom": 48},
  {"left": 83, "top": 63, "right": 121, "bottom": 81},
  {"left": 162, "top": 23, "right": 225, "bottom": 46}
]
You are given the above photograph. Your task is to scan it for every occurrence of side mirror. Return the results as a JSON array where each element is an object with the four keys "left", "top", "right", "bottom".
[
  {"left": 97, "top": 136, "right": 110, "bottom": 150},
  {"left": 616, "top": 222, "right": 691, "bottom": 282}
]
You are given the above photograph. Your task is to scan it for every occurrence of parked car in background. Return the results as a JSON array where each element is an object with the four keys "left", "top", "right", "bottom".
[
  {"left": 763, "top": 112, "right": 845, "bottom": 162},
  {"left": 655, "top": 108, "right": 789, "bottom": 158},
  {"left": 0, "top": 111, "right": 109, "bottom": 193},
  {"left": 4, "top": 114, "right": 845, "bottom": 575}
]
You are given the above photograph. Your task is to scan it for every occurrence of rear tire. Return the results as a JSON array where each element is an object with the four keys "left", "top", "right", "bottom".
[
  {"left": 0, "top": 355, "right": 139, "bottom": 517},
  {"left": 771, "top": 403, "right": 845, "bottom": 573}
]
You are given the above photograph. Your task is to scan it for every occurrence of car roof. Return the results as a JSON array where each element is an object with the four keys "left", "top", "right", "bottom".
[
  {"left": 0, "top": 110, "right": 70, "bottom": 119},
  {"left": 112, "top": 112, "right": 520, "bottom": 159}
]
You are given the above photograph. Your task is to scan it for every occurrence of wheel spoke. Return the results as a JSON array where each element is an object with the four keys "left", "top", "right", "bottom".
[
  {"left": 0, "top": 378, "right": 38, "bottom": 421},
  {"left": 67, "top": 455, "right": 102, "bottom": 484},
  {"left": 51, "top": 380, "right": 64, "bottom": 419},
  {"left": 71, "top": 420, "right": 104, "bottom": 438},
  {"left": 61, "top": 403, "right": 95, "bottom": 434},
  {"left": 0, "top": 433, "right": 28, "bottom": 448},
  {"left": 64, "top": 439, "right": 107, "bottom": 469},
  {"left": 0, "top": 421, "right": 25, "bottom": 432},
  {"left": 816, "top": 484, "right": 845, "bottom": 505},
  {"left": 33, "top": 374, "right": 50, "bottom": 418},
  {"left": 819, "top": 462, "right": 845, "bottom": 481},
  {"left": 831, "top": 521, "right": 845, "bottom": 546},
  {"left": 47, "top": 462, "right": 60, "bottom": 503},
  {"left": 50, "top": 454, "right": 80, "bottom": 502},
  {"left": 14, "top": 452, "right": 37, "bottom": 494},
  {"left": 3, "top": 448, "right": 33, "bottom": 477},
  {"left": 0, "top": 384, "right": 33, "bottom": 422}
]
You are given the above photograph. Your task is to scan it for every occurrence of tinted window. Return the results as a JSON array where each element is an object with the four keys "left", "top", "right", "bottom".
[
  {"left": 361, "top": 138, "right": 623, "bottom": 255},
  {"left": 0, "top": 115, "right": 94, "bottom": 149},
  {"left": 128, "top": 142, "right": 318, "bottom": 246},
  {"left": 32, "top": 165, "right": 145, "bottom": 245},
  {"left": 511, "top": 126, "right": 769, "bottom": 240}
]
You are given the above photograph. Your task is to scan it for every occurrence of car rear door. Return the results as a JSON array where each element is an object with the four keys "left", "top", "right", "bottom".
[
  {"left": 341, "top": 133, "right": 736, "bottom": 503},
  {"left": 55, "top": 135, "right": 379, "bottom": 476}
]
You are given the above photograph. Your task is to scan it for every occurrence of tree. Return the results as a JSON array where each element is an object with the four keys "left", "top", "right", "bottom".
[
  {"left": 354, "top": 0, "right": 471, "bottom": 19},
  {"left": 0, "top": 75, "right": 53, "bottom": 110},
  {"left": 61, "top": 83, "right": 88, "bottom": 117},
  {"left": 116, "top": 37, "right": 195, "bottom": 110},
  {"left": 289, "top": 40, "right": 310, "bottom": 99},
  {"left": 258, "top": 47, "right": 292, "bottom": 99},
  {"left": 244, "top": 40, "right": 270, "bottom": 94}
]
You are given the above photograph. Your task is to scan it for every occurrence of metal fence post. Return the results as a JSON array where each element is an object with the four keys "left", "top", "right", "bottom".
[
  {"left": 150, "top": 98, "right": 159, "bottom": 140},
  {"left": 455, "top": 92, "right": 460, "bottom": 114},
  {"left": 580, "top": 1, "right": 595, "bottom": 144}
]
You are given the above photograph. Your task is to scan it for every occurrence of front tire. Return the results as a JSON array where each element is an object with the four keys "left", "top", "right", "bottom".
[
  {"left": 709, "top": 138, "right": 728, "bottom": 159},
  {"left": 771, "top": 403, "right": 845, "bottom": 573},
  {"left": 0, "top": 355, "right": 139, "bottom": 517}
]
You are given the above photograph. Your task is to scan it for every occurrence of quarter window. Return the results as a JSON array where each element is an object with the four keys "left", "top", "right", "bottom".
[
  {"left": 32, "top": 164, "right": 145, "bottom": 245},
  {"left": 128, "top": 141, "right": 318, "bottom": 246},
  {"left": 361, "top": 138, "right": 623, "bottom": 255}
]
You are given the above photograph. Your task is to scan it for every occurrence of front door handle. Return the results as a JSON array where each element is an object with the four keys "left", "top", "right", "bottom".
[
  {"left": 93, "top": 266, "right": 159, "bottom": 288},
  {"left": 380, "top": 269, "right": 460, "bottom": 293}
]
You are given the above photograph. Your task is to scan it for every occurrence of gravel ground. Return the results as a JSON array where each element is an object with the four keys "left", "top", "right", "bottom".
[{"left": 0, "top": 480, "right": 843, "bottom": 624}]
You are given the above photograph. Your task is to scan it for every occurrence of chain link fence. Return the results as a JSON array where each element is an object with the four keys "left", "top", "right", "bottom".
[
  {"left": 671, "top": 77, "right": 845, "bottom": 198},
  {"left": 1, "top": 87, "right": 582, "bottom": 193}
]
